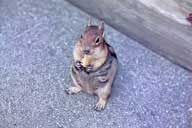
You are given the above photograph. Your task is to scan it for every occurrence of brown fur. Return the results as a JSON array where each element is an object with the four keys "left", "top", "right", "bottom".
[
  {"left": 73, "top": 40, "right": 108, "bottom": 71},
  {"left": 66, "top": 19, "right": 118, "bottom": 111},
  {"left": 73, "top": 23, "right": 108, "bottom": 71}
]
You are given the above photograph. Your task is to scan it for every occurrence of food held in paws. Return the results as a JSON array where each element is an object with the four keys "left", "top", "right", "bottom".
[{"left": 82, "top": 55, "right": 92, "bottom": 67}]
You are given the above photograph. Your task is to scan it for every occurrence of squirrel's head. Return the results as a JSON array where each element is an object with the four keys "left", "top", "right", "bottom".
[{"left": 79, "top": 18, "right": 105, "bottom": 55}]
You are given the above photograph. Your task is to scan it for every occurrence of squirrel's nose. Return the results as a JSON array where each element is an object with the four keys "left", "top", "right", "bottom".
[{"left": 83, "top": 49, "right": 90, "bottom": 54}]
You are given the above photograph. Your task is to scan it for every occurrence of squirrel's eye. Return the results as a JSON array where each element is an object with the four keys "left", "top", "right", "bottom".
[
  {"left": 80, "top": 34, "right": 83, "bottom": 38},
  {"left": 95, "top": 37, "right": 100, "bottom": 45}
]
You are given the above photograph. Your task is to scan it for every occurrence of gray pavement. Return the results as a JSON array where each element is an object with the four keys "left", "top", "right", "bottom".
[{"left": 0, "top": 0, "right": 192, "bottom": 128}]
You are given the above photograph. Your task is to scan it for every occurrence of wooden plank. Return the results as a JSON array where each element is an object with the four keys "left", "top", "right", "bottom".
[{"left": 66, "top": 0, "right": 192, "bottom": 71}]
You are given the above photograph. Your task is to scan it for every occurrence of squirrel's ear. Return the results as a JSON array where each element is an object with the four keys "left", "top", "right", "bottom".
[
  {"left": 98, "top": 21, "right": 104, "bottom": 31},
  {"left": 87, "top": 17, "right": 92, "bottom": 27}
]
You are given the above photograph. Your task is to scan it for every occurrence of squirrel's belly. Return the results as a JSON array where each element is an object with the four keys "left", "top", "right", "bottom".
[
  {"left": 80, "top": 73, "right": 98, "bottom": 94},
  {"left": 73, "top": 68, "right": 98, "bottom": 94}
]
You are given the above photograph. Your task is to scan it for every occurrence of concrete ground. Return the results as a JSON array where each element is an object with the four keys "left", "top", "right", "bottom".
[{"left": 0, "top": 0, "right": 192, "bottom": 128}]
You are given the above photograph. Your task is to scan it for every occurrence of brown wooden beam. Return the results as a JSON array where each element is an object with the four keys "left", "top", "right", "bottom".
[{"left": 66, "top": 0, "right": 192, "bottom": 71}]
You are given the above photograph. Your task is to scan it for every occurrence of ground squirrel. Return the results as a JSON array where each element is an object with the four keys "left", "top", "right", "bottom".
[{"left": 66, "top": 18, "right": 118, "bottom": 111}]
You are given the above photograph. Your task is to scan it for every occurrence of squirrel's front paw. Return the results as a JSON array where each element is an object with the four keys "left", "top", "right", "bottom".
[
  {"left": 86, "top": 64, "right": 93, "bottom": 72},
  {"left": 75, "top": 61, "right": 83, "bottom": 71}
]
